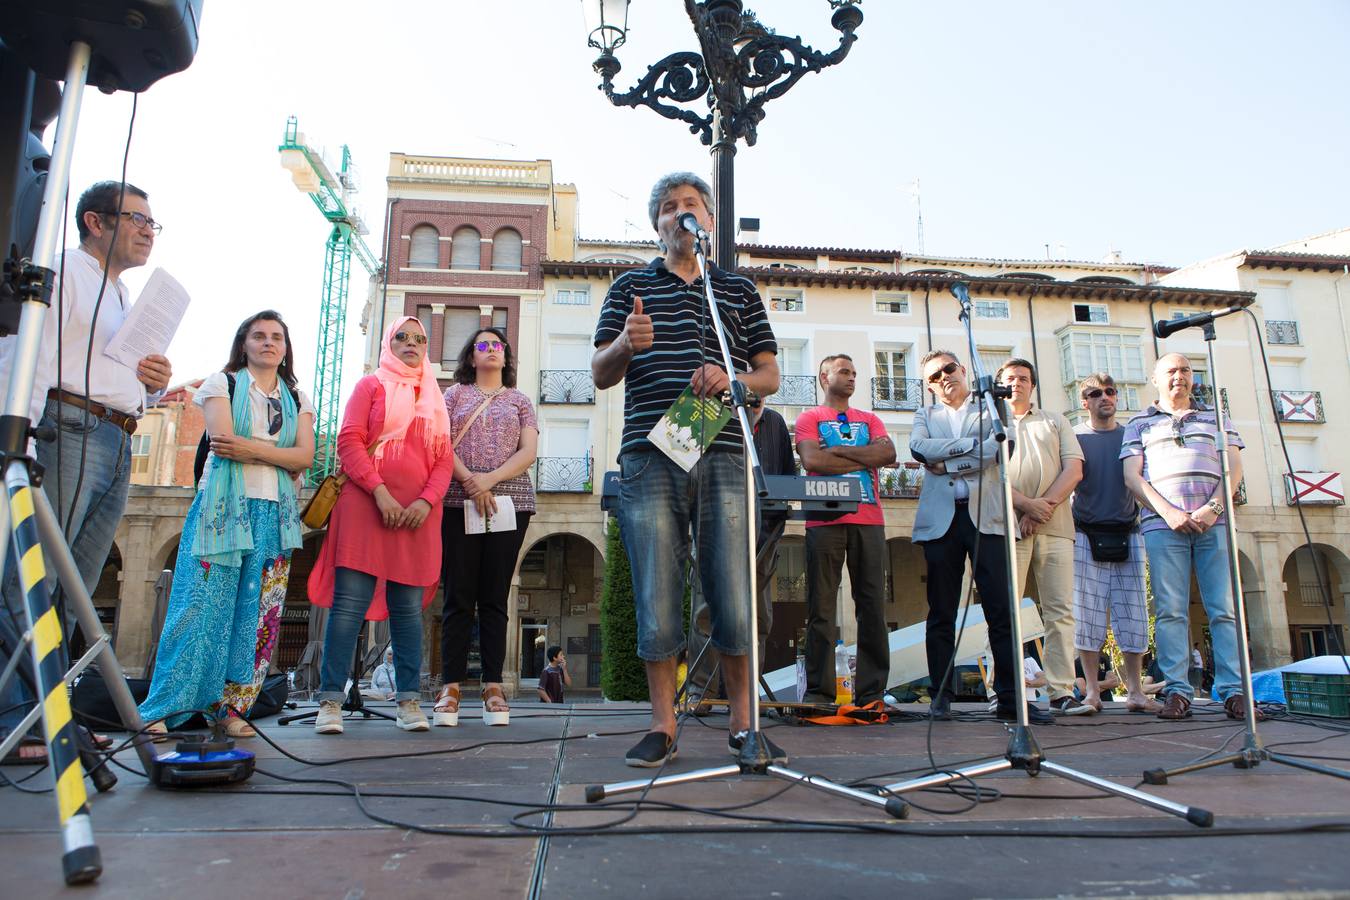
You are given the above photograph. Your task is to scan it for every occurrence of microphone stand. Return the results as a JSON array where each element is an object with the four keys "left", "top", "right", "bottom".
[
  {"left": 586, "top": 228, "right": 908, "bottom": 817},
  {"left": 875, "top": 283, "right": 1213, "bottom": 827},
  {"left": 1140, "top": 321, "right": 1349, "bottom": 785}
]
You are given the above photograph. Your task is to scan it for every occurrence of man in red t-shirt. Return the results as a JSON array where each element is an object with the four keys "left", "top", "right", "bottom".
[{"left": 794, "top": 354, "right": 896, "bottom": 705}]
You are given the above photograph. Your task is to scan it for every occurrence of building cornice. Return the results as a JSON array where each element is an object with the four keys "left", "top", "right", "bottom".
[{"left": 540, "top": 260, "right": 1254, "bottom": 306}]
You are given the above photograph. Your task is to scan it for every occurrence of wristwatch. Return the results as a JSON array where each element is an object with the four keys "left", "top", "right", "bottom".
[{"left": 1206, "top": 499, "right": 1224, "bottom": 517}]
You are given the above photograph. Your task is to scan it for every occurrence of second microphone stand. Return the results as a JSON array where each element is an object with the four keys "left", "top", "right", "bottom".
[{"left": 874, "top": 283, "right": 1213, "bottom": 827}]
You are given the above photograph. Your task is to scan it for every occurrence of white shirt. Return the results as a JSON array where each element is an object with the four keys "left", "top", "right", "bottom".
[
  {"left": 0, "top": 248, "right": 158, "bottom": 429},
  {"left": 934, "top": 400, "right": 972, "bottom": 500},
  {"left": 1191, "top": 649, "right": 1203, "bottom": 668},
  {"left": 195, "top": 370, "right": 315, "bottom": 501}
]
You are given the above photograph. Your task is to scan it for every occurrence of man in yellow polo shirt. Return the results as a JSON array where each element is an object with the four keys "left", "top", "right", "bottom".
[{"left": 997, "top": 358, "right": 1090, "bottom": 716}]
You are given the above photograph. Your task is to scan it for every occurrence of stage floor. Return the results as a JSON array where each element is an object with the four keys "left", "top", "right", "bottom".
[{"left": 3, "top": 699, "right": 1349, "bottom": 898}]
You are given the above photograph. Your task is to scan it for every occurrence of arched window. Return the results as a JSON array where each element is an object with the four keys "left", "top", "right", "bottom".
[
  {"left": 491, "top": 228, "right": 522, "bottom": 271},
  {"left": 451, "top": 225, "right": 481, "bottom": 270},
  {"left": 409, "top": 224, "right": 439, "bottom": 268}
]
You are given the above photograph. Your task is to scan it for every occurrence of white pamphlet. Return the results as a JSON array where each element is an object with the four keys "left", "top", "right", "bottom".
[
  {"left": 464, "top": 494, "right": 517, "bottom": 534},
  {"left": 102, "top": 267, "right": 191, "bottom": 367}
]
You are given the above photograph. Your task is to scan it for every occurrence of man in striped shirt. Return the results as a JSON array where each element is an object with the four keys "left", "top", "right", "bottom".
[
  {"left": 592, "top": 172, "right": 782, "bottom": 768},
  {"left": 1121, "top": 353, "right": 1262, "bottom": 722}
]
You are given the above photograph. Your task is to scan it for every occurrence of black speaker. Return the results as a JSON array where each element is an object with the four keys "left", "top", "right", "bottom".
[{"left": 0, "top": 0, "right": 204, "bottom": 94}]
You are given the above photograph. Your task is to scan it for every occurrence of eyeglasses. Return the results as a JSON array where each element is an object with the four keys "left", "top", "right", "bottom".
[
  {"left": 100, "top": 210, "right": 162, "bottom": 234},
  {"left": 475, "top": 340, "right": 505, "bottom": 352},
  {"left": 836, "top": 411, "right": 852, "bottom": 438},
  {"left": 393, "top": 331, "right": 427, "bottom": 345},
  {"left": 926, "top": 361, "right": 960, "bottom": 383},
  {"left": 1084, "top": 387, "right": 1118, "bottom": 399},
  {"left": 267, "top": 396, "right": 283, "bottom": 436}
]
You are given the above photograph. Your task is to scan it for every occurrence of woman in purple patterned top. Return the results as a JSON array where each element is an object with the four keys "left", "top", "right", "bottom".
[{"left": 436, "top": 327, "right": 538, "bottom": 727}]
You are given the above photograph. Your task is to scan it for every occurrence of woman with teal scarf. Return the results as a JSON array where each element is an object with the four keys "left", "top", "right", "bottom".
[{"left": 139, "top": 311, "right": 315, "bottom": 739}]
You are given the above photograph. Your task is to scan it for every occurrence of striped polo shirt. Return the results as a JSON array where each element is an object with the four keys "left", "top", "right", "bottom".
[
  {"left": 593, "top": 258, "right": 777, "bottom": 457},
  {"left": 1119, "top": 401, "right": 1244, "bottom": 534}
]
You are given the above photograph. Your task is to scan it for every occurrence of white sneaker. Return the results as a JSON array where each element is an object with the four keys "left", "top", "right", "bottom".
[
  {"left": 314, "top": 700, "right": 343, "bottom": 734},
  {"left": 397, "top": 700, "right": 430, "bottom": 732}
]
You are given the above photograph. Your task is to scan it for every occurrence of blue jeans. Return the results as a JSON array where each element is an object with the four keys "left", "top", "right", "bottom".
[
  {"left": 318, "top": 567, "right": 423, "bottom": 702},
  {"left": 1143, "top": 527, "right": 1242, "bottom": 701},
  {"left": 616, "top": 448, "right": 751, "bottom": 661},
  {"left": 1, "top": 397, "right": 131, "bottom": 734}
]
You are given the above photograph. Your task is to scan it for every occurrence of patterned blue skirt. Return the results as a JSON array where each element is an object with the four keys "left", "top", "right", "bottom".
[{"left": 139, "top": 494, "right": 292, "bottom": 728}]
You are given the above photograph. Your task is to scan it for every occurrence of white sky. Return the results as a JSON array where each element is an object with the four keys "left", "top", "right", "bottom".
[{"left": 45, "top": 0, "right": 1350, "bottom": 410}]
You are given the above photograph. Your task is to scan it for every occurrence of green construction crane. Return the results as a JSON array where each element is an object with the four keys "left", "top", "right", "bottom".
[{"left": 278, "top": 115, "right": 379, "bottom": 486}]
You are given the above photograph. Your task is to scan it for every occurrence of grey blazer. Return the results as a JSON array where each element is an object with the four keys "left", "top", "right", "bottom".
[{"left": 909, "top": 399, "right": 1013, "bottom": 541}]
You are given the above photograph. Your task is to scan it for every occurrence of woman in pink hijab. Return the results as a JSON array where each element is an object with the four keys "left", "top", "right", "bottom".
[{"left": 308, "top": 317, "right": 454, "bottom": 734}]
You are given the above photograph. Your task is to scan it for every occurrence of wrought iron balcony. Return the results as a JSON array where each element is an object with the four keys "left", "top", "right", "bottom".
[
  {"left": 1272, "top": 390, "right": 1325, "bottom": 423},
  {"left": 534, "top": 455, "right": 593, "bottom": 493},
  {"left": 878, "top": 462, "right": 925, "bottom": 499},
  {"left": 539, "top": 370, "right": 596, "bottom": 404},
  {"left": 1234, "top": 478, "right": 1247, "bottom": 506},
  {"left": 1189, "top": 385, "right": 1229, "bottom": 414},
  {"left": 872, "top": 377, "right": 924, "bottom": 411},
  {"left": 774, "top": 573, "right": 808, "bottom": 604},
  {"left": 766, "top": 374, "right": 817, "bottom": 407},
  {"left": 1265, "top": 320, "right": 1300, "bottom": 345}
]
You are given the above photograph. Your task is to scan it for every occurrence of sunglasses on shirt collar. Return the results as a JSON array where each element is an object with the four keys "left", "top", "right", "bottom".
[
  {"left": 267, "top": 396, "right": 282, "bottom": 436},
  {"left": 836, "top": 412, "right": 852, "bottom": 438}
]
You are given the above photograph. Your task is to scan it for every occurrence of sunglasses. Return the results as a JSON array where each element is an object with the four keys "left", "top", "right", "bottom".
[
  {"left": 393, "top": 331, "right": 427, "bottom": 345},
  {"left": 475, "top": 340, "right": 505, "bottom": 352},
  {"left": 267, "top": 396, "right": 283, "bottom": 436},
  {"left": 1084, "top": 387, "right": 1118, "bottom": 399},
  {"left": 926, "top": 361, "right": 960, "bottom": 383},
  {"left": 836, "top": 411, "right": 852, "bottom": 438},
  {"left": 1170, "top": 415, "right": 1187, "bottom": 447}
]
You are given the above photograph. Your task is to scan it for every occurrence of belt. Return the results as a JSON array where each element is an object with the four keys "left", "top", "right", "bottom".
[
  {"left": 48, "top": 390, "right": 137, "bottom": 435},
  {"left": 954, "top": 498, "right": 969, "bottom": 505}
]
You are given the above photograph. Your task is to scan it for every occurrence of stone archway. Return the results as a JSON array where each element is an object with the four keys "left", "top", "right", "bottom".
[
  {"left": 506, "top": 532, "right": 605, "bottom": 692},
  {"left": 1281, "top": 543, "right": 1350, "bottom": 661}
]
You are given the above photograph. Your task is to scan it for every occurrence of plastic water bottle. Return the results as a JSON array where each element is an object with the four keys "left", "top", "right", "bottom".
[{"left": 834, "top": 640, "right": 853, "bottom": 706}]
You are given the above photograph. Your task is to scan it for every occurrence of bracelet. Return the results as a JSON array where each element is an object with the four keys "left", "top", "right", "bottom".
[{"left": 1206, "top": 499, "right": 1224, "bottom": 517}]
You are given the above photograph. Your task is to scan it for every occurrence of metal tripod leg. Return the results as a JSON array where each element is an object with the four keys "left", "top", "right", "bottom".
[
  {"left": 4, "top": 460, "right": 102, "bottom": 882},
  {"left": 880, "top": 723, "right": 1213, "bottom": 827}
]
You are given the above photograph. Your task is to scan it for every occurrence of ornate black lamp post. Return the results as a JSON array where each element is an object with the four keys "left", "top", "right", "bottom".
[{"left": 582, "top": 0, "right": 863, "bottom": 265}]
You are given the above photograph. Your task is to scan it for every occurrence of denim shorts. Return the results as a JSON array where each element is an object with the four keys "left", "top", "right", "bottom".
[{"left": 616, "top": 448, "right": 752, "bottom": 660}]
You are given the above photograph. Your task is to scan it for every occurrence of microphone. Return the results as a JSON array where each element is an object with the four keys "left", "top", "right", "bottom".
[
  {"left": 677, "top": 212, "right": 710, "bottom": 241},
  {"left": 1152, "top": 305, "right": 1245, "bottom": 339}
]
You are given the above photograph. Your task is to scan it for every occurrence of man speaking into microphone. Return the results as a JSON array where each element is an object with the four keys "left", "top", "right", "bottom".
[{"left": 592, "top": 172, "right": 781, "bottom": 768}]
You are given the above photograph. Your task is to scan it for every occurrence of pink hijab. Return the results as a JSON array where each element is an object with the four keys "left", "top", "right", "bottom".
[{"left": 372, "top": 315, "right": 451, "bottom": 464}]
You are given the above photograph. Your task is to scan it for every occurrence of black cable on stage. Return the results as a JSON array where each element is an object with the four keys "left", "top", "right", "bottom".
[{"left": 1241, "top": 308, "right": 1348, "bottom": 676}]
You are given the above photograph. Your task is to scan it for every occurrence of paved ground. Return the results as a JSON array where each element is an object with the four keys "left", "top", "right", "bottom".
[{"left": 3, "top": 699, "right": 1349, "bottom": 899}]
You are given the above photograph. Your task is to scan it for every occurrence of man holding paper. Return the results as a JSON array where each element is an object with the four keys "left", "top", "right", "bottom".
[
  {"left": 592, "top": 171, "right": 780, "bottom": 768},
  {"left": 0, "top": 181, "right": 171, "bottom": 591}
]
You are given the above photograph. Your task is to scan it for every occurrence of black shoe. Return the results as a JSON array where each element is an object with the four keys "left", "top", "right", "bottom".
[
  {"left": 995, "top": 702, "right": 1054, "bottom": 725},
  {"left": 624, "top": 731, "right": 677, "bottom": 768},
  {"left": 929, "top": 695, "right": 952, "bottom": 720},
  {"left": 729, "top": 730, "right": 788, "bottom": 765}
]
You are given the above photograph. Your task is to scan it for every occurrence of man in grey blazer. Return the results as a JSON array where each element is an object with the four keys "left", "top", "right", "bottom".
[{"left": 910, "top": 350, "right": 1051, "bottom": 724}]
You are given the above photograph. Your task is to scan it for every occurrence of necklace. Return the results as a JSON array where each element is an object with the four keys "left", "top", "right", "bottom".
[{"left": 476, "top": 384, "right": 507, "bottom": 399}]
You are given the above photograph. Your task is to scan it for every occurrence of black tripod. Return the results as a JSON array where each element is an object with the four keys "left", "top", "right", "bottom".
[
  {"left": 875, "top": 283, "right": 1214, "bottom": 826},
  {"left": 1141, "top": 316, "right": 1350, "bottom": 786},
  {"left": 279, "top": 622, "right": 396, "bottom": 726}
]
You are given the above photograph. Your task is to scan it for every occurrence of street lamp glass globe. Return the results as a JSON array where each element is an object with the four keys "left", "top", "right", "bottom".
[{"left": 582, "top": 0, "right": 630, "bottom": 52}]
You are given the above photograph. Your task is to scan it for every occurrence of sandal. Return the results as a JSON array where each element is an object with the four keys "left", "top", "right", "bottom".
[
  {"left": 222, "top": 716, "right": 256, "bottom": 739},
  {"left": 145, "top": 721, "right": 170, "bottom": 744},
  {"left": 482, "top": 684, "right": 510, "bottom": 727},
  {"left": 434, "top": 684, "right": 461, "bottom": 727},
  {"left": 1, "top": 734, "right": 48, "bottom": 765}
]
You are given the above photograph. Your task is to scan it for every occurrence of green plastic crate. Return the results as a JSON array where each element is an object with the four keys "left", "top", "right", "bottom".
[{"left": 1281, "top": 671, "right": 1350, "bottom": 719}]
